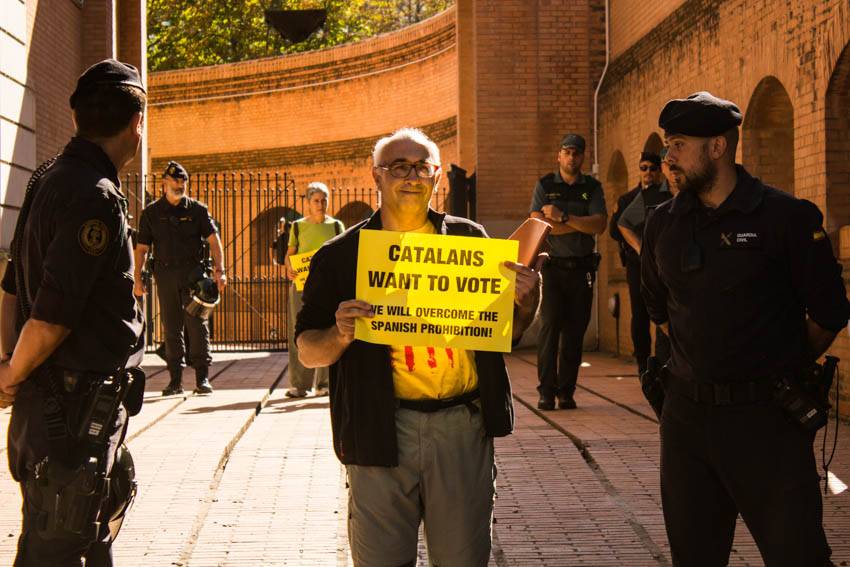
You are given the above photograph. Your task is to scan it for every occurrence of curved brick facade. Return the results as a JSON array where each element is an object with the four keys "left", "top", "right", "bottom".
[{"left": 147, "top": 7, "right": 458, "bottom": 192}]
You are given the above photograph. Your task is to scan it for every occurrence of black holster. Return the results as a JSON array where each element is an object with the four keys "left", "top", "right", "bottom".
[{"left": 29, "top": 370, "right": 133, "bottom": 542}]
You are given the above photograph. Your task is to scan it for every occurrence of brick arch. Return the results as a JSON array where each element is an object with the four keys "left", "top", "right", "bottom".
[
  {"left": 643, "top": 132, "right": 663, "bottom": 155},
  {"left": 334, "top": 201, "right": 374, "bottom": 229},
  {"left": 826, "top": 43, "right": 850, "bottom": 237},
  {"left": 251, "top": 206, "right": 301, "bottom": 268},
  {"left": 606, "top": 150, "right": 629, "bottom": 280},
  {"left": 742, "top": 76, "right": 794, "bottom": 195}
]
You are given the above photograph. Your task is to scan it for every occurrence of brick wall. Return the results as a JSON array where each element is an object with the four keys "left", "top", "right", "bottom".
[
  {"left": 147, "top": 8, "right": 459, "bottom": 194},
  {"left": 468, "top": 0, "right": 606, "bottom": 234},
  {"left": 596, "top": 0, "right": 850, "bottom": 415},
  {"left": 609, "top": 0, "right": 686, "bottom": 59},
  {"left": 26, "top": 0, "right": 84, "bottom": 164}
]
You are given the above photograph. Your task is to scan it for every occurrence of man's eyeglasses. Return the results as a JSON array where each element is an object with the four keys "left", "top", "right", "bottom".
[
  {"left": 376, "top": 161, "right": 440, "bottom": 179},
  {"left": 640, "top": 165, "right": 660, "bottom": 172}
]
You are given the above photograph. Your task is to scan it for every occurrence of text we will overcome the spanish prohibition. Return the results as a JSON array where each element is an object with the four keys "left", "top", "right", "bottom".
[{"left": 354, "top": 229, "right": 518, "bottom": 352}]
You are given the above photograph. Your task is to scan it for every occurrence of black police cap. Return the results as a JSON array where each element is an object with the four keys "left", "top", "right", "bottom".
[
  {"left": 70, "top": 59, "right": 146, "bottom": 109},
  {"left": 164, "top": 161, "right": 189, "bottom": 180},
  {"left": 639, "top": 151, "right": 661, "bottom": 166},
  {"left": 658, "top": 91, "right": 742, "bottom": 137},
  {"left": 560, "top": 133, "right": 586, "bottom": 152}
]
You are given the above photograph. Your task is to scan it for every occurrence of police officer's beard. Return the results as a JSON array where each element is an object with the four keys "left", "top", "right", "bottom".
[{"left": 674, "top": 158, "right": 717, "bottom": 196}]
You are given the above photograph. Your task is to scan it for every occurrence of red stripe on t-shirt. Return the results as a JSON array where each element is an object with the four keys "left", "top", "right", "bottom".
[
  {"left": 426, "top": 347, "right": 437, "bottom": 369},
  {"left": 404, "top": 346, "right": 415, "bottom": 372}
]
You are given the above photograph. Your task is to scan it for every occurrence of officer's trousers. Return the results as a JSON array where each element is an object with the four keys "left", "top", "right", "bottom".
[
  {"left": 537, "top": 264, "right": 594, "bottom": 399},
  {"left": 8, "top": 380, "right": 128, "bottom": 567},
  {"left": 154, "top": 266, "right": 212, "bottom": 373},
  {"left": 660, "top": 390, "right": 831, "bottom": 567},
  {"left": 625, "top": 259, "right": 670, "bottom": 372},
  {"left": 287, "top": 288, "right": 328, "bottom": 391}
]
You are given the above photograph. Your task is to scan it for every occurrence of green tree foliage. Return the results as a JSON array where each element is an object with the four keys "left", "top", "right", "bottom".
[{"left": 148, "top": 0, "right": 454, "bottom": 72}]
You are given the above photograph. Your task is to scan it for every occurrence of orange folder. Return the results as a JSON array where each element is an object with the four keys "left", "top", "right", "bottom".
[{"left": 508, "top": 218, "right": 551, "bottom": 267}]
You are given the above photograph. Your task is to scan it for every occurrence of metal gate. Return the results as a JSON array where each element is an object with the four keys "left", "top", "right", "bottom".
[{"left": 123, "top": 172, "right": 449, "bottom": 352}]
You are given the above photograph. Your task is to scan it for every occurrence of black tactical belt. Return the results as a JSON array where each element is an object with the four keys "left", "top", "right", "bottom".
[
  {"left": 398, "top": 389, "right": 480, "bottom": 413},
  {"left": 663, "top": 373, "right": 775, "bottom": 405},
  {"left": 156, "top": 258, "right": 198, "bottom": 268},
  {"left": 548, "top": 254, "right": 597, "bottom": 271}
]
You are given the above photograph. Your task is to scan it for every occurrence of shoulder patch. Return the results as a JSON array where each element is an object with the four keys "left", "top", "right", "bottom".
[
  {"left": 79, "top": 219, "right": 110, "bottom": 256},
  {"left": 813, "top": 229, "right": 827, "bottom": 242}
]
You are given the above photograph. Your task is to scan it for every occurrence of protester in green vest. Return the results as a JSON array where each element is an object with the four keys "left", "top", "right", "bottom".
[{"left": 284, "top": 182, "right": 344, "bottom": 397}]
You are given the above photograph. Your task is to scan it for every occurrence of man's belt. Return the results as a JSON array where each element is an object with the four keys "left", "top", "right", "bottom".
[
  {"left": 548, "top": 254, "right": 598, "bottom": 271},
  {"left": 663, "top": 373, "right": 775, "bottom": 405},
  {"left": 156, "top": 257, "right": 198, "bottom": 268},
  {"left": 397, "top": 389, "right": 480, "bottom": 413}
]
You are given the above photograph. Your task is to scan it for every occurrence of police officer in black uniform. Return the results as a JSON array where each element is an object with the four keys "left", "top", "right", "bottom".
[
  {"left": 642, "top": 91, "right": 850, "bottom": 566},
  {"left": 134, "top": 162, "right": 226, "bottom": 396},
  {"left": 530, "top": 134, "right": 608, "bottom": 410},
  {"left": 609, "top": 151, "right": 671, "bottom": 374},
  {"left": 0, "top": 59, "right": 146, "bottom": 566}
]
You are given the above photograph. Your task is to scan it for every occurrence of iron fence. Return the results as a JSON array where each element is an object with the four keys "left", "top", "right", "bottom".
[{"left": 123, "top": 172, "right": 450, "bottom": 352}]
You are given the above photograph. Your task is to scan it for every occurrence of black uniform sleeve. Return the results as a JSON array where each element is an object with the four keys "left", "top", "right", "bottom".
[
  {"left": 640, "top": 208, "right": 669, "bottom": 325},
  {"left": 31, "top": 193, "right": 121, "bottom": 329},
  {"left": 786, "top": 200, "right": 850, "bottom": 333},
  {"left": 294, "top": 244, "right": 342, "bottom": 342},
  {"left": 609, "top": 193, "right": 628, "bottom": 242},
  {"left": 199, "top": 205, "right": 217, "bottom": 239},
  {"left": 1, "top": 259, "right": 16, "bottom": 295},
  {"left": 136, "top": 207, "right": 153, "bottom": 246}
]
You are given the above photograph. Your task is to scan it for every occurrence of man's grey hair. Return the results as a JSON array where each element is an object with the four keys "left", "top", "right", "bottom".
[
  {"left": 372, "top": 127, "right": 441, "bottom": 166},
  {"left": 305, "top": 181, "right": 329, "bottom": 200}
]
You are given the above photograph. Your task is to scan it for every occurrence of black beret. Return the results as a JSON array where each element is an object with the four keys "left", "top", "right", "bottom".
[
  {"left": 658, "top": 91, "right": 742, "bottom": 137},
  {"left": 70, "top": 59, "right": 146, "bottom": 108},
  {"left": 164, "top": 161, "right": 189, "bottom": 180},
  {"left": 639, "top": 152, "right": 661, "bottom": 166},
  {"left": 560, "top": 133, "right": 586, "bottom": 152}
]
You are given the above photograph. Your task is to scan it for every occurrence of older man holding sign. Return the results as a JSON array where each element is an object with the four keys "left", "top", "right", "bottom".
[{"left": 296, "top": 128, "right": 542, "bottom": 566}]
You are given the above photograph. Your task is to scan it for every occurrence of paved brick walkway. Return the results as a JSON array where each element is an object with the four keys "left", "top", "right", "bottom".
[{"left": 0, "top": 349, "right": 847, "bottom": 565}]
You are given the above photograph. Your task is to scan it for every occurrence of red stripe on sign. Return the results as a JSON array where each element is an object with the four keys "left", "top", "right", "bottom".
[
  {"left": 445, "top": 348, "right": 454, "bottom": 368},
  {"left": 404, "top": 346, "right": 415, "bottom": 372},
  {"left": 426, "top": 347, "right": 437, "bottom": 369}
]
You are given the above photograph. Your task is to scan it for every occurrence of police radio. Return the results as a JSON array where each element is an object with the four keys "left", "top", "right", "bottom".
[{"left": 773, "top": 356, "right": 838, "bottom": 433}]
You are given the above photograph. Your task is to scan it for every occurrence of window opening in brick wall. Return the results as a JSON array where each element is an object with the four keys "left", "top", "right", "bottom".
[
  {"left": 606, "top": 150, "right": 629, "bottom": 281},
  {"left": 743, "top": 76, "right": 795, "bottom": 195},
  {"left": 826, "top": 43, "right": 850, "bottom": 238},
  {"left": 643, "top": 132, "right": 663, "bottom": 156}
]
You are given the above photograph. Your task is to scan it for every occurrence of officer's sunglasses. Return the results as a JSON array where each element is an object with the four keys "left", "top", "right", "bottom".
[
  {"left": 640, "top": 164, "right": 660, "bottom": 172},
  {"left": 376, "top": 161, "right": 440, "bottom": 179}
]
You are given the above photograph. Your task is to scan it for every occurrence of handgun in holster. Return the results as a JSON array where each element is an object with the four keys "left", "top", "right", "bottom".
[
  {"left": 32, "top": 372, "right": 134, "bottom": 541},
  {"left": 640, "top": 356, "right": 666, "bottom": 419},
  {"left": 773, "top": 355, "right": 838, "bottom": 432}
]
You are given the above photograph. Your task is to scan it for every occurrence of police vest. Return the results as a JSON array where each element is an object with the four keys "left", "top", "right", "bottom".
[{"left": 539, "top": 173, "right": 596, "bottom": 217}]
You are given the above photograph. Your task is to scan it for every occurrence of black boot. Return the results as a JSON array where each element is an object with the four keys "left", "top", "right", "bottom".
[
  {"left": 162, "top": 368, "right": 183, "bottom": 396},
  {"left": 194, "top": 367, "right": 213, "bottom": 395}
]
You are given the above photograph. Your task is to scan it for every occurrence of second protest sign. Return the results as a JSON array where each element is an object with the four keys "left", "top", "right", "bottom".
[{"left": 354, "top": 229, "right": 518, "bottom": 352}]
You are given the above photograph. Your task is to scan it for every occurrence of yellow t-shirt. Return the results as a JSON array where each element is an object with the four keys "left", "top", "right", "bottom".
[{"left": 390, "top": 221, "right": 479, "bottom": 400}]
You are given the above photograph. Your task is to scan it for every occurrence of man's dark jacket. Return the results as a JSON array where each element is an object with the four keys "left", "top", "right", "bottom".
[
  {"left": 609, "top": 185, "right": 641, "bottom": 266},
  {"left": 294, "top": 209, "right": 515, "bottom": 467}
]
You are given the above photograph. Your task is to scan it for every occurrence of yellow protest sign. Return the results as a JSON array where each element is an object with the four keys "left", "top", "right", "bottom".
[
  {"left": 289, "top": 251, "right": 314, "bottom": 291},
  {"left": 354, "top": 229, "right": 519, "bottom": 352}
]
